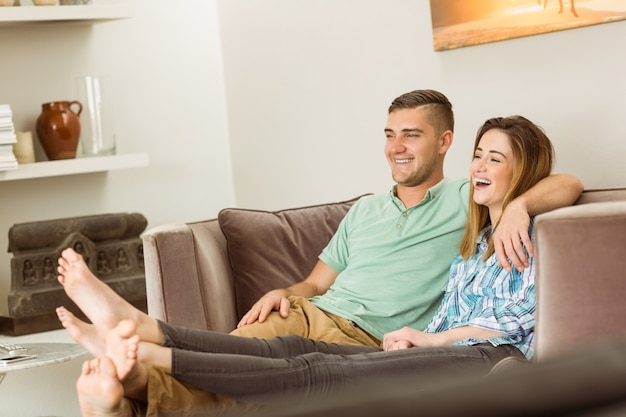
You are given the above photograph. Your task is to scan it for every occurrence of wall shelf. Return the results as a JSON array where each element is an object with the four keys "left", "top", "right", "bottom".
[
  {"left": 0, "top": 152, "right": 149, "bottom": 181},
  {"left": 0, "top": 3, "right": 133, "bottom": 25}
]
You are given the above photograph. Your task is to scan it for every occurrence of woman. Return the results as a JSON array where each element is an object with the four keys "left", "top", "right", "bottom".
[{"left": 62, "top": 115, "right": 554, "bottom": 417}]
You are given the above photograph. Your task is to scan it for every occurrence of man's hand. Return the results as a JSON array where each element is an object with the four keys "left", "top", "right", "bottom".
[
  {"left": 236, "top": 261, "right": 339, "bottom": 328},
  {"left": 237, "top": 289, "right": 290, "bottom": 328},
  {"left": 493, "top": 173, "right": 583, "bottom": 271},
  {"left": 493, "top": 199, "right": 533, "bottom": 272}
]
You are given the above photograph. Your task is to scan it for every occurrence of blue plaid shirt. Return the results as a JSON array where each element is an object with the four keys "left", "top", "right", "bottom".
[{"left": 424, "top": 223, "right": 535, "bottom": 359}]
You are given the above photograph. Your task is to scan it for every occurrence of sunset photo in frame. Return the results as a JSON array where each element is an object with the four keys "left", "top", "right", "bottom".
[{"left": 430, "top": 0, "right": 626, "bottom": 51}]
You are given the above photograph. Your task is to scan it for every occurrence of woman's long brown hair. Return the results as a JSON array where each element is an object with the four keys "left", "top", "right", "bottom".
[{"left": 458, "top": 116, "right": 554, "bottom": 260}]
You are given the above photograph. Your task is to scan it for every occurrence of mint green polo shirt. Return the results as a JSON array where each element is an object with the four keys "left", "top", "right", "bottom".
[{"left": 310, "top": 178, "right": 470, "bottom": 341}]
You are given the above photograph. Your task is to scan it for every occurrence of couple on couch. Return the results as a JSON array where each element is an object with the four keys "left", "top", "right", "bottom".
[{"left": 56, "top": 89, "right": 583, "bottom": 417}]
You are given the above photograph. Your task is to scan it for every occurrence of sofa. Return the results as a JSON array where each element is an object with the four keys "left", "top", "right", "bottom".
[{"left": 141, "top": 187, "right": 626, "bottom": 415}]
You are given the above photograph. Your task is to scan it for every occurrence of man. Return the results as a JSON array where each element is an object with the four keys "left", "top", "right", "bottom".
[{"left": 232, "top": 89, "right": 583, "bottom": 346}]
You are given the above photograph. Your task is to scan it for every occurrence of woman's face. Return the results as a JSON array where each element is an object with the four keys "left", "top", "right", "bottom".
[{"left": 471, "top": 129, "right": 516, "bottom": 223}]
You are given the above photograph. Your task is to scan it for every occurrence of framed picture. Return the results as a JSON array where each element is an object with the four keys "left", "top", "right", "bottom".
[{"left": 430, "top": 0, "right": 626, "bottom": 51}]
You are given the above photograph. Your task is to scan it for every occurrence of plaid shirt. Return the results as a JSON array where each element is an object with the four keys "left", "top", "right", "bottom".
[{"left": 424, "top": 223, "right": 535, "bottom": 359}]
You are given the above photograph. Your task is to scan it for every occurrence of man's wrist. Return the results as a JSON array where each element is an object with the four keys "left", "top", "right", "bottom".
[
  {"left": 267, "top": 288, "right": 290, "bottom": 298},
  {"left": 507, "top": 196, "right": 529, "bottom": 215}
]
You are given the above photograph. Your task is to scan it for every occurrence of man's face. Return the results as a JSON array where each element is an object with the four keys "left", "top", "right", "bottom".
[{"left": 384, "top": 108, "right": 443, "bottom": 188}]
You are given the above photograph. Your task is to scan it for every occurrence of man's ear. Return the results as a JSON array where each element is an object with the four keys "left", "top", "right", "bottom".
[{"left": 439, "top": 130, "right": 453, "bottom": 154}]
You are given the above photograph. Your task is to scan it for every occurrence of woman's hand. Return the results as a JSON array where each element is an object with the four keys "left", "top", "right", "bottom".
[
  {"left": 384, "top": 339, "right": 413, "bottom": 351},
  {"left": 382, "top": 327, "right": 439, "bottom": 351}
]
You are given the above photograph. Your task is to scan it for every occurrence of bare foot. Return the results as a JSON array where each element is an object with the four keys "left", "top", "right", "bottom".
[
  {"left": 76, "top": 357, "right": 133, "bottom": 417},
  {"left": 109, "top": 319, "right": 173, "bottom": 374},
  {"left": 57, "top": 248, "right": 161, "bottom": 344},
  {"left": 106, "top": 320, "right": 140, "bottom": 380},
  {"left": 106, "top": 320, "right": 150, "bottom": 400},
  {"left": 57, "top": 306, "right": 105, "bottom": 357}
]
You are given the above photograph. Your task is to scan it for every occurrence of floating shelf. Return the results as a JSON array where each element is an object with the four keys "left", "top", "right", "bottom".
[
  {"left": 0, "top": 3, "right": 133, "bottom": 24},
  {"left": 0, "top": 152, "right": 149, "bottom": 181}
]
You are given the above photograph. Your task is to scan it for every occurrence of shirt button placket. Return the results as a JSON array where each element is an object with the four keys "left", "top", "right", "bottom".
[{"left": 396, "top": 211, "right": 408, "bottom": 235}]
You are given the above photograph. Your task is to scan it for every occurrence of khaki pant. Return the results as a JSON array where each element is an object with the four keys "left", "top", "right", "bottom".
[
  {"left": 143, "top": 366, "right": 266, "bottom": 417},
  {"left": 231, "top": 295, "right": 381, "bottom": 347}
]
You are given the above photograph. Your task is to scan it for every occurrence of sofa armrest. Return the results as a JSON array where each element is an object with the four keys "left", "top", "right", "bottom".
[
  {"left": 534, "top": 201, "right": 626, "bottom": 361},
  {"left": 142, "top": 219, "right": 238, "bottom": 333}
]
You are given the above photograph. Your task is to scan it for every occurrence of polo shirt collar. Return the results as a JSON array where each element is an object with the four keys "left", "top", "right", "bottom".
[{"left": 390, "top": 178, "right": 450, "bottom": 208}]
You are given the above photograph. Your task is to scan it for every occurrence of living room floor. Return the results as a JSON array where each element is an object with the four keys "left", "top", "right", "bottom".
[{"left": 0, "top": 329, "right": 85, "bottom": 416}]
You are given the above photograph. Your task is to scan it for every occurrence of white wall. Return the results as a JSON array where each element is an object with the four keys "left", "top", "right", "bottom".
[
  {"left": 0, "top": 0, "right": 235, "bottom": 315},
  {"left": 218, "top": 0, "right": 626, "bottom": 210}
]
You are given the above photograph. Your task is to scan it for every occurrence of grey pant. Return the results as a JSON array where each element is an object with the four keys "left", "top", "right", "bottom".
[{"left": 159, "top": 321, "right": 525, "bottom": 404}]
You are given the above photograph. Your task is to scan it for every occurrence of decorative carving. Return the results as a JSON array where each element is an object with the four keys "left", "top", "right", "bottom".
[{"left": 1, "top": 212, "right": 148, "bottom": 335}]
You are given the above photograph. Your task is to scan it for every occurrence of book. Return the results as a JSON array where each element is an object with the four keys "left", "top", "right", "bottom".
[
  {"left": 0, "top": 157, "right": 18, "bottom": 170},
  {"left": 0, "top": 161, "right": 18, "bottom": 171},
  {"left": 0, "top": 120, "right": 14, "bottom": 131},
  {"left": 0, "top": 104, "right": 15, "bottom": 138},
  {"left": 0, "top": 104, "right": 12, "bottom": 118},
  {"left": 0, "top": 104, "right": 19, "bottom": 169},
  {"left": 0, "top": 132, "right": 17, "bottom": 145}
]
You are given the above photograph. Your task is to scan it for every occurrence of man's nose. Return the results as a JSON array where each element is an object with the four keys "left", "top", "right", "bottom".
[{"left": 390, "top": 137, "right": 407, "bottom": 152}]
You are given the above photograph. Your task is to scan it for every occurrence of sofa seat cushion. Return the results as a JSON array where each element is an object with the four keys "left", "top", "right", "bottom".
[{"left": 218, "top": 195, "right": 368, "bottom": 318}]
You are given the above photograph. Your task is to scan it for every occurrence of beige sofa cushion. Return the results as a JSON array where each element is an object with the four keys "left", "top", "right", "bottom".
[{"left": 218, "top": 195, "right": 368, "bottom": 317}]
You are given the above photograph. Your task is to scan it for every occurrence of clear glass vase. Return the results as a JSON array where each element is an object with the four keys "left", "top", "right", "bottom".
[{"left": 75, "top": 75, "right": 117, "bottom": 157}]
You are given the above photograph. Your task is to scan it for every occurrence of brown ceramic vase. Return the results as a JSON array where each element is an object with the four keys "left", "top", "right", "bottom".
[{"left": 36, "top": 101, "right": 83, "bottom": 160}]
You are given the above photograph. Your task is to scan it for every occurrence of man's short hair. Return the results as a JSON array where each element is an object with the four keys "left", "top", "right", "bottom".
[{"left": 388, "top": 89, "right": 454, "bottom": 135}]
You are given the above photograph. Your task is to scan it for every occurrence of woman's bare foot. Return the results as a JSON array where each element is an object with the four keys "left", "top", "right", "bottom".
[
  {"left": 106, "top": 320, "right": 150, "bottom": 400},
  {"left": 137, "top": 340, "right": 174, "bottom": 373},
  {"left": 57, "top": 248, "right": 161, "bottom": 344},
  {"left": 106, "top": 320, "right": 140, "bottom": 380},
  {"left": 76, "top": 357, "right": 133, "bottom": 417},
  {"left": 109, "top": 319, "right": 174, "bottom": 374},
  {"left": 57, "top": 306, "right": 105, "bottom": 357}
]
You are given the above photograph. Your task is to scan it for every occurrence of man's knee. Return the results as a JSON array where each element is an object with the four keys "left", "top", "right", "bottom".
[{"left": 230, "top": 311, "right": 303, "bottom": 339}]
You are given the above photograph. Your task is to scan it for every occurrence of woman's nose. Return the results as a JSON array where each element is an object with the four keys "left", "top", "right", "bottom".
[{"left": 472, "top": 158, "right": 486, "bottom": 172}]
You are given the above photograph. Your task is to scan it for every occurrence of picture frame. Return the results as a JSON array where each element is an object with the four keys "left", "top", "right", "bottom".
[{"left": 430, "top": 0, "right": 626, "bottom": 51}]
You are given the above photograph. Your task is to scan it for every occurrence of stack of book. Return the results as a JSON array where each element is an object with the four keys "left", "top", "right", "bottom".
[{"left": 0, "top": 104, "right": 19, "bottom": 171}]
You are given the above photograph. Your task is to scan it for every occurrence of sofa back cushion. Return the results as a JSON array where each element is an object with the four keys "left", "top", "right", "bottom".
[
  {"left": 574, "top": 187, "right": 626, "bottom": 205},
  {"left": 218, "top": 195, "right": 369, "bottom": 318}
]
